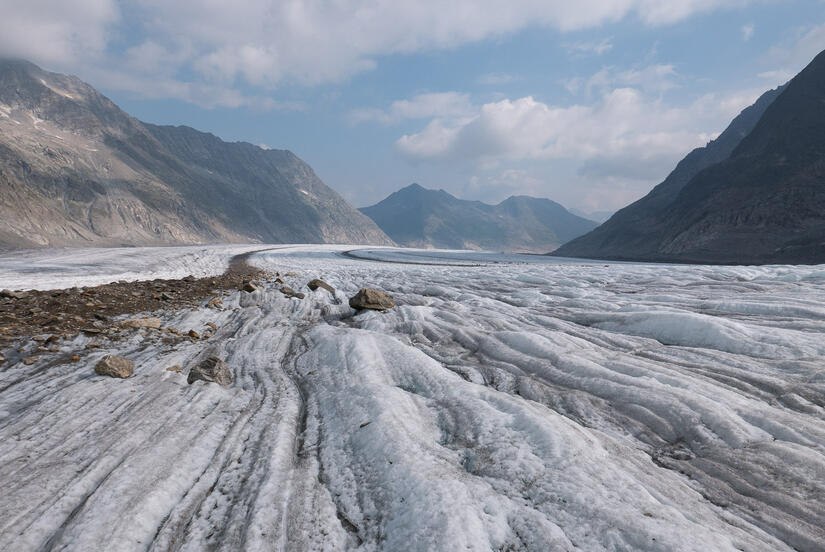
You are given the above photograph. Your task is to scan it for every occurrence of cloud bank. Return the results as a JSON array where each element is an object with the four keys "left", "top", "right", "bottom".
[{"left": 0, "top": 0, "right": 753, "bottom": 104}]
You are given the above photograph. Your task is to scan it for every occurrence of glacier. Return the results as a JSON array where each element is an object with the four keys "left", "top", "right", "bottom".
[{"left": 0, "top": 245, "right": 823, "bottom": 551}]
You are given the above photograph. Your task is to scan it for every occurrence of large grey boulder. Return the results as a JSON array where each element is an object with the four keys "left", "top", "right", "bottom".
[
  {"left": 187, "top": 356, "right": 232, "bottom": 386},
  {"left": 95, "top": 355, "right": 135, "bottom": 378},
  {"left": 349, "top": 289, "right": 395, "bottom": 311}
]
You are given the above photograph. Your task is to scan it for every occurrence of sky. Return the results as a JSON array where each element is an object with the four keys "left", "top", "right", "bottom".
[{"left": 1, "top": 1, "right": 825, "bottom": 213}]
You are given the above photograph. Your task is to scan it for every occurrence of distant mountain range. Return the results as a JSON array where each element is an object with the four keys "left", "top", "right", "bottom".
[
  {"left": 359, "top": 183, "right": 597, "bottom": 252},
  {"left": 0, "top": 59, "right": 392, "bottom": 248},
  {"left": 555, "top": 50, "right": 825, "bottom": 264}
]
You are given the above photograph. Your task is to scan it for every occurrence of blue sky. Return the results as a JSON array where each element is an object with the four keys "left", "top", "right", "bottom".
[{"left": 2, "top": 1, "right": 825, "bottom": 213}]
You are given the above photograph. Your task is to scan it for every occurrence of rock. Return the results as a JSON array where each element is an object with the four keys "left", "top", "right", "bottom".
[
  {"left": 71, "top": 355, "right": 80, "bottom": 361},
  {"left": 0, "top": 353, "right": 5, "bottom": 364},
  {"left": 82, "top": 327, "right": 102, "bottom": 335},
  {"left": 274, "top": 277, "right": 284, "bottom": 284},
  {"left": 188, "top": 329, "right": 201, "bottom": 339},
  {"left": 206, "top": 322, "right": 218, "bottom": 331},
  {"left": 86, "top": 342, "right": 101, "bottom": 349},
  {"left": 1, "top": 289, "right": 28, "bottom": 299},
  {"left": 94, "top": 354, "right": 134, "bottom": 378},
  {"left": 307, "top": 279, "right": 335, "bottom": 293},
  {"left": 207, "top": 297, "right": 223, "bottom": 308},
  {"left": 280, "top": 286, "right": 305, "bottom": 299},
  {"left": 161, "top": 292, "right": 174, "bottom": 301},
  {"left": 121, "top": 317, "right": 163, "bottom": 329},
  {"left": 166, "top": 364, "right": 182, "bottom": 373},
  {"left": 22, "top": 356, "right": 40, "bottom": 365},
  {"left": 187, "top": 356, "right": 232, "bottom": 386},
  {"left": 242, "top": 281, "right": 259, "bottom": 293},
  {"left": 348, "top": 288, "right": 395, "bottom": 311}
]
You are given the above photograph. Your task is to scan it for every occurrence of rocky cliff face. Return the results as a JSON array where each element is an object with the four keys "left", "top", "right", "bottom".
[
  {"left": 360, "top": 183, "right": 597, "bottom": 252},
  {"left": 0, "top": 59, "right": 392, "bottom": 248},
  {"left": 553, "top": 83, "right": 787, "bottom": 263}
]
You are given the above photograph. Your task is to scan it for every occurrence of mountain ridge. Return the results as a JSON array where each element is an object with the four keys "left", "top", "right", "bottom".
[
  {"left": 0, "top": 59, "right": 393, "bottom": 248},
  {"left": 552, "top": 81, "right": 788, "bottom": 263},
  {"left": 360, "top": 183, "right": 597, "bottom": 252}
]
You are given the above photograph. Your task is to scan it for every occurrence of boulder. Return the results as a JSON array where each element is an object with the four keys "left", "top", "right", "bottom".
[
  {"left": 187, "top": 356, "right": 232, "bottom": 386},
  {"left": 188, "top": 329, "right": 201, "bottom": 339},
  {"left": 307, "top": 279, "right": 335, "bottom": 293},
  {"left": 349, "top": 288, "right": 395, "bottom": 311},
  {"left": 121, "top": 317, "right": 163, "bottom": 329},
  {"left": 207, "top": 297, "right": 223, "bottom": 308},
  {"left": 166, "top": 364, "right": 182, "bottom": 373},
  {"left": 94, "top": 355, "right": 134, "bottom": 378},
  {"left": 22, "top": 356, "right": 40, "bottom": 365},
  {"left": 280, "top": 286, "right": 305, "bottom": 299}
]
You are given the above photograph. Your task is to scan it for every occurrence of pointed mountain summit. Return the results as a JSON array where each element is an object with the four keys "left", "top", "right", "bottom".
[
  {"left": 555, "top": 50, "right": 825, "bottom": 264},
  {"left": 0, "top": 59, "right": 392, "bottom": 248},
  {"left": 359, "top": 184, "right": 597, "bottom": 252}
]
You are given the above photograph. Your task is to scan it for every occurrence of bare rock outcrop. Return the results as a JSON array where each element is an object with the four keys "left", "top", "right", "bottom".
[
  {"left": 95, "top": 355, "right": 134, "bottom": 378},
  {"left": 187, "top": 356, "right": 232, "bottom": 386},
  {"left": 349, "top": 289, "right": 395, "bottom": 311}
]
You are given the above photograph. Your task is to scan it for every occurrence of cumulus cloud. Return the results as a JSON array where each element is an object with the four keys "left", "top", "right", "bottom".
[
  {"left": 741, "top": 23, "right": 754, "bottom": 41},
  {"left": 0, "top": 0, "right": 754, "bottom": 104},
  {"left": 395, "top": 85, "right": 758, "bottom": 176},
  {"left": 0, "top": 0, "right": 118, "bottom": 65}
]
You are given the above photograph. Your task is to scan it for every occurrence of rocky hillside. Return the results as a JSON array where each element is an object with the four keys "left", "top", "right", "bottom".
[
  {"left": 553, "top": 51, "right": 825, "bottom": 265},
  {"left": 0, "top": 59, "right": 392, "bottom": 248},
  {"left": 360, "top": 183, "right": 597, "bottom": 252},
  {"left": 553, "top": 82, "right": 788, "bottom": 263}
]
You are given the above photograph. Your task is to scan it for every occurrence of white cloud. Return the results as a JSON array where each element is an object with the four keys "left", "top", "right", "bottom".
[
  {"left": 565, "top": 38, "right": 613, "bottom": 55},
  {"left": 741, "top": 23, "right": 754, "bottom": 41},
  {"left": 0, "top": 0, "right": 755, "bottom": 105},
  {"left": 761, "top": 22, "right": 825, "bottom": 86},
  {"left": 565, "top": 64, "right": 680, "bottom": 97},
  {"left": 395, "top": 86, "right": 759, "bottom": 174},
  {"left": 349, "top": 92, "right": 473, "bottom": 125},
  {"left": 0, "top": 0, "right": 118, "bottom": 65}
]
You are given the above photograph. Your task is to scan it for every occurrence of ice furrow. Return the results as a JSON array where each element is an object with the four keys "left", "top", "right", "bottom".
[{"left": 1, "top": 245, "right": 824, "bottom": 551}]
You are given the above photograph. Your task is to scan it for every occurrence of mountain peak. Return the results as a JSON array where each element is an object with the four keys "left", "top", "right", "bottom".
[
  {"left": 0, "top": 60, "right": 393, "bottom": 248},
  {"left": 360, "top": 185, "right": 596, "bottom": 252}
]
